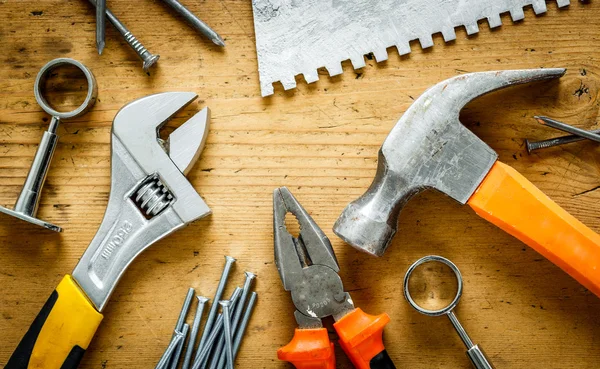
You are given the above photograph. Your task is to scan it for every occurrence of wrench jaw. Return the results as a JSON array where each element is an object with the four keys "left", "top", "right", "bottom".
[{"left": 72, "top": 92, "right": 212, "bottom": 311}]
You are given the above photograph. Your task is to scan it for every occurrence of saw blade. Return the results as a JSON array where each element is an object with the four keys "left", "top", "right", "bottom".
[{"left": 252, "top": 0, "right": 571, "bottom": 97}]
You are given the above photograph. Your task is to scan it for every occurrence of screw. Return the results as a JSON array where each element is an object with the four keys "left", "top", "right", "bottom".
[
  {"left": 525, "top": 129, "right": 600, "bottom": 154},
  {"left": 155, "top": 329, "right": 185, "bottom": 369},
  {"left": 193, "top": 288, "right": 241, "bottom": 369},
  {"left": 197, "top": 256, "right": 236, "bottom": 352},
  {"left": 219, "top": 301, "right": 234, "bottom": 369},
  {"left": 182, "top": 296, "right": 209, "bottom": 369},
  {"left": 160, "top": 0, "right": 225, "bottom": 46},
  {"left": 170, "top": 323, "right": 190, "bottom": 369},
  {"left": 535, "top": 116, "right": 600, "bottom": 144},
  {"left": 215, "top": 272, "right": 256, "bottom": 368},
  {"left": 233, "top": 292, "right": 257, "bottom": 359},
  {"left": 87, "top": 0, "right": 160, "bottom": 71}
]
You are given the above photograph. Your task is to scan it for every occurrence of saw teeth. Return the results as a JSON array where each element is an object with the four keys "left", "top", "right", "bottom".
[
  {"left": 373, "top": 48, "right": 389, "bottom": 62},
  {"left": 464, "top": 23, "right": 480, "bottom": 35},
  {"left": 419, "top": 35, "right": 434, "bottom": 49},
  {"left": 326, "top": 63, "right": 343, "bottom": 76},
  {"left": 303, "top": 70, "right": 319, "bottom": 84},
  {"left": 487, "top": 14, "right": 503, "bottom": 29},
  {"left": 531, "top": 0, "right": 547, "bottom": 14},
  {"left": 396, "top": 42, "right": 411, "bottom": 56},
  {"left": 254, "top": 0, "right": 574, "bottom": 97},
  {"left": 441, "top": 28, "right": 457, "bottom": 42},
  {"left": 510, "top": 7, "right": 526, "bottom": 21},
  {"left": 281, "top": 77, "right": 297, "bottom": 90},
  {"left": 350, "top": 55, "right": 366, "bottom": 69}
]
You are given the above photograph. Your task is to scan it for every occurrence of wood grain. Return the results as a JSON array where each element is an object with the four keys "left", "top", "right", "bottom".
[{"left": 1, "top": 1, "right": 600, "bottom": 368}]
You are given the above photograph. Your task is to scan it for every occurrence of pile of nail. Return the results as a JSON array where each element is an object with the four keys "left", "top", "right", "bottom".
[{"left": 154, "top": 256, "right": 257, "bottom": 369}]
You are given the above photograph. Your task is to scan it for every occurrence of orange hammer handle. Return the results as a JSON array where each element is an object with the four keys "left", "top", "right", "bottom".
[
  {"left": 334, "top": 308, "right": 395, "bottom": 369},
  {"left": 468, "top": 161, "right": 600, "bottom": 297},
  {"left": 277, "top": 328, "right": 335, "bottom": 369}
]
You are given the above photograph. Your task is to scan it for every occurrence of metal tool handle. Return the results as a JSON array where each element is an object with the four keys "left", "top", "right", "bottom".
[
  {"left": 467, "top": 345, "right": 495, "bottom": 369},
  {"left": 6, "top": 275, "right": 103, "bottom": 369},
  {"left": 13, "top": 117, "right": 59, "bottom": 217}
]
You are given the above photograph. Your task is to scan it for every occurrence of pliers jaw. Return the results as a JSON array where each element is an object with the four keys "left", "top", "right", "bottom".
[{"left": 273, "top": 187, "right": 354, "bottom": 328}]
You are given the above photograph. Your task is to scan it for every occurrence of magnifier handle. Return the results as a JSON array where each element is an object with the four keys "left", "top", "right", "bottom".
[{"left": 466, "top": 345, "right": 495, "bottom": 369}]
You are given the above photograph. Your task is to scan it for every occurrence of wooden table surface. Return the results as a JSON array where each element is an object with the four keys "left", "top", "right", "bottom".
[{"left": 1, "top": 1, "right": 600, "bottom": 368}]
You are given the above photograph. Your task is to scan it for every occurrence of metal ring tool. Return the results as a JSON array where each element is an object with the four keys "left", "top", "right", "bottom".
[
  {"left": 0, "top": 58, "right": 97, "bottom": 232},
  {"left": 403, "top": 255, "right": 495, "bottom": 369}
]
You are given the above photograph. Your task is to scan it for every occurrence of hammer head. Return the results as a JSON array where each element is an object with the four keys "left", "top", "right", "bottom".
[{"left": 333, "top": 68, "right": 565, "bottom": 257}]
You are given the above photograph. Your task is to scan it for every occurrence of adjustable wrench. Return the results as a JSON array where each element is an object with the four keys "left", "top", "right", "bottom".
[{"left": 6, "top": 92, "right": 211, "bottom": 369}]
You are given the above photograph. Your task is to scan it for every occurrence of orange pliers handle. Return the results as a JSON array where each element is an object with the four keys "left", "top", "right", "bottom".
[
  {"left": 334, "top": 308, "right": 395, "bottom": 369},
  {"left": 278, "top": 328, "right": 335, "bottom": 369}
]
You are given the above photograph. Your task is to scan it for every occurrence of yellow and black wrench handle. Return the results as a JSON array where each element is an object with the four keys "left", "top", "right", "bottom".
[{"left": 6, "top": 275, "right": 103, "bottom": 369}]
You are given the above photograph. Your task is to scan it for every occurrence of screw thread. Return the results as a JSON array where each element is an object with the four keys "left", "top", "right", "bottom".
[{"left": 123, "top": 32, "right": 148, "bottom": 57}]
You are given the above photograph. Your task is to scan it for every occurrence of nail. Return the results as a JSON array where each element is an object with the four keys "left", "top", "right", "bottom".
[
  {"left": 233, "top": 292, "right": 257, "bottom": 359},
  {"left": 170, "top": 323, "right": 190, "bottom": 369},
  {"left": 193, "top": 288, "right": 241, "bottom": 369},
  {"left": 204, "top": 288, "right": 242, "bottom": 369},
  {"left": 160, "top": 0, "right": 225, "bottom": 46},
  {"left": 155, "top": 329, "right": 185, "bottom": 369},
  {"left": 87, "top": 0, "right": 160, "bottom": 71},
  {"left": 176, "top": 288, "right": 195, "bottom": 332},
  {"left": 215, "top": 272, "right": 256, "bottom": 368},
  {"left": 182, "top": 296, "right": 209, "bottom": 369},
  {"left": 95, "top": 0, "right": 106, "bottom": 54},
  {"left": 525, "top": 128, "right": 600, "bottom": 153},
  {"left": 535, "top": 116, "right": 600, "bottom": 144},
  {"left": 197, "top": 256, "right": 236, "bottom": 352},
  {"left": 219, "top": 301, "right": 234, "bottom": 369}
]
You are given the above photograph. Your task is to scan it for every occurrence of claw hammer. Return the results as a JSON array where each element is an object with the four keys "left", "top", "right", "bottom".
[{"left": 333, "top": 69, "right": 600, "bottom": 297}]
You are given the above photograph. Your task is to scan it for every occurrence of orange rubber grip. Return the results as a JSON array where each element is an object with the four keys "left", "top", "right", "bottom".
[
  {"left": 333, "top": 308, "right": 391, "bottom": 369},
  {"left": 277, "top": 328, "right": 335, "bottom": 369},
  {"left": 468, "top": 161, "right": 600, "bottom": 297}
]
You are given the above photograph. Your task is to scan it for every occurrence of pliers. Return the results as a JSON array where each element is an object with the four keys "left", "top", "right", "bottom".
[{"left": 273, "top": 187, "right": 396, "bottom": 369}]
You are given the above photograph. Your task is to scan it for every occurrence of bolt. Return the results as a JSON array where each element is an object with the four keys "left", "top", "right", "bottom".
[
  {"left": 170, "top": 323, "right": 190, "bottom": 369},
  {"left": 154, "top": 329, "right": 185, "bottom": 369},
  {"left": 215, "top": 272, "right": 256, "bottom": 368},
  {"left": 197, "top": 256, "right": 236, "bottom": 352},
  {"left": 182, "top": 296, "right": 209, "bottom": 369},
  {"left": 525, "top": 129, "right": 600, "bottom": 154},
  {"left": 233, "top": 292, "right": 257, "bottom": 359},
  {"left": 87, "top": 0, "right": 160, "bottom": 71},
  {"left": 535, "top": 116, "right": 600, "bottom": 144},
  {"left": 219, "top": 301, "right": 234, "bottom": 369},
  {"left": 160, "top": 0, "right": 225, "bottom": 46}
]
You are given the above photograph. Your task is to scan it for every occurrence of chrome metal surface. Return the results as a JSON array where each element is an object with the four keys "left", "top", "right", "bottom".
[
  {"left": 0, "top": 58, "right": 98, "bottom": 232},
  {"left": 198, "top": 256, "right": 236, "bottom": 352},
  {"left": 171, "top": 323, "right": 190, "bottom": 369},
  {"left": 88, "top": 0, "right": 160, "bottom": 71},
  {"left": 219, "top": 301, "right": 234, "bottom": 369},
  {"left": 183, "top": 296, "right": 209, "bottom": 369},
  {"left": 34, "top": 58, "right": 98, "bottom": 120},
  {"left": 333, "top": 68, "right": 566, "bottom": 257},
  {"left": 72, "top": 92, "right": 211, "bottom": 311},
  {"left": 161, "top": 0, "right": 225, "bottom": 46},
  {"left": 232, "top": 292, "right": 257, "bottom": 359},
  {"left": 404, "top": 255, "right": 495, "bottom": 369},
  {"left": 403, "top": 255, "right": 462, "bottom": 317},
  {"left": 96, "top": 0, "right": 106, "bottom": 54},
  {"left": 155, "top": 330, "right": 185, "bottom": 369},
  {"left": 535, "top": 116, "right": 600, "bottom": 143},
  {"left": 167, "top": 107, "right": 210, "bottom": 175},
  {"left": 525, "top": 128, "right": 600, "bottom": 153},
  {"left": 274, "top": 187, "right": 355, "bottom": 329},
  {"left": 252, "top": 0, "right": 571, "bottom": 96}
]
